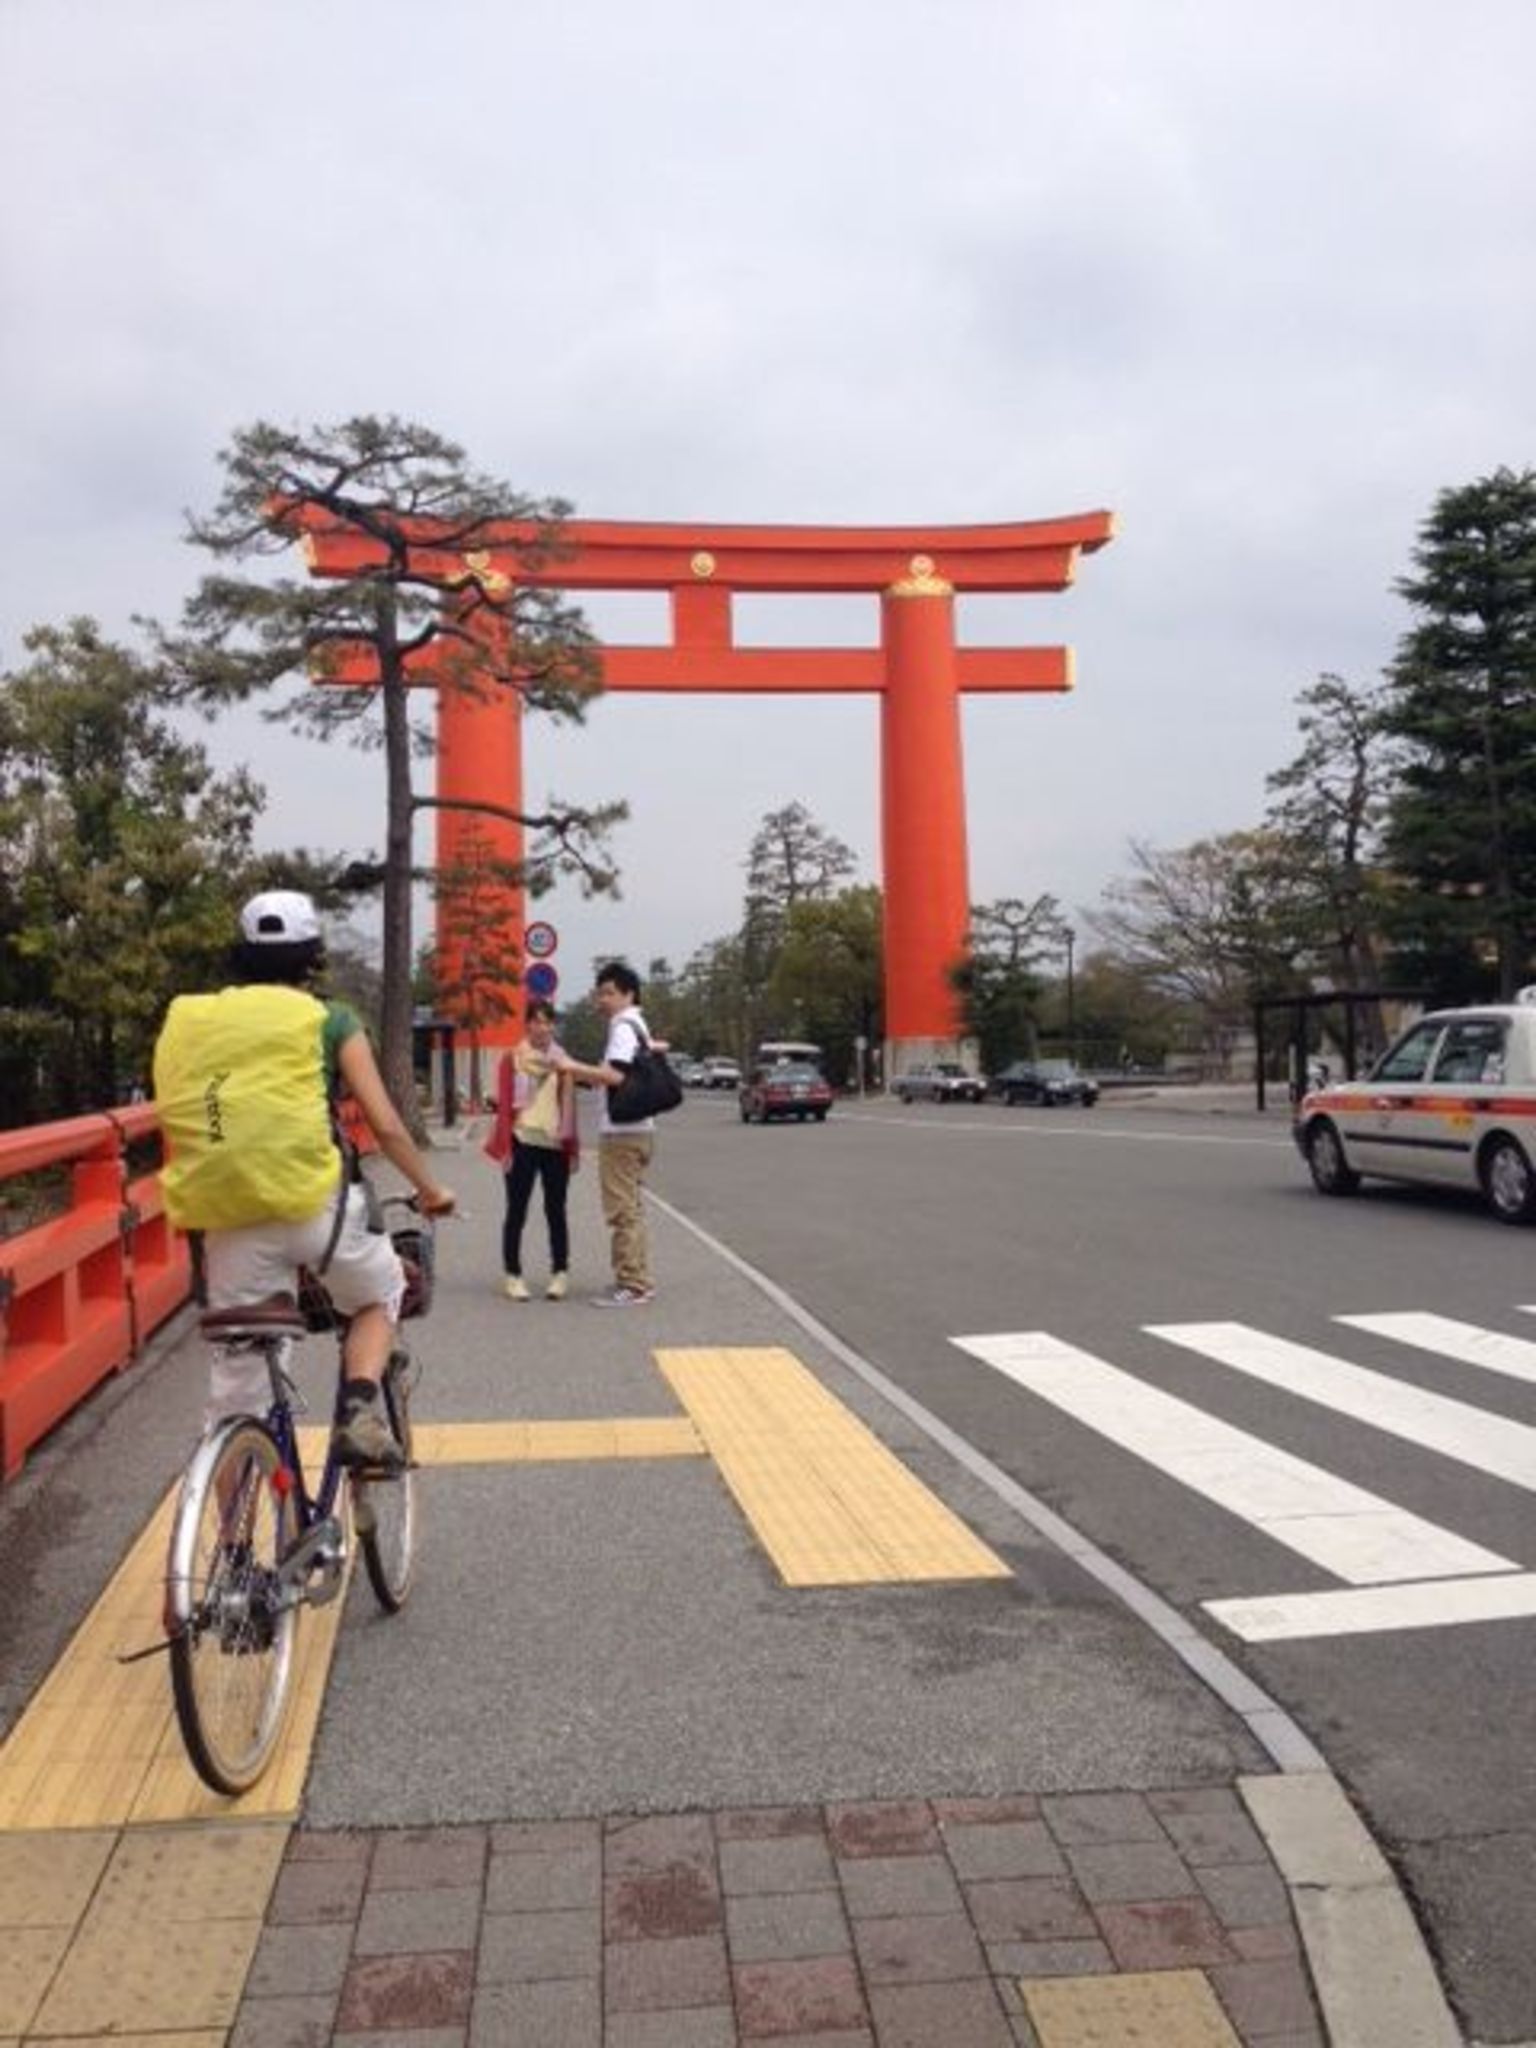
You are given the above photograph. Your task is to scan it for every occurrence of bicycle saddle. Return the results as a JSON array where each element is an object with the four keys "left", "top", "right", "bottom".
[{"left": 200, "top": 1293, "right": 309, "bottom": 1338}]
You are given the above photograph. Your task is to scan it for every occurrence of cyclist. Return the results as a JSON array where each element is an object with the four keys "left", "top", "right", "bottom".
[{"left": 154, "top": 889, "right": 456, "bottom": 1465}]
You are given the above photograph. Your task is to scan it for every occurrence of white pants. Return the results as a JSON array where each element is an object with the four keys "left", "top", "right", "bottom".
[{"left": 201, "top": 1185, "right": 405, "bottom": 1426}]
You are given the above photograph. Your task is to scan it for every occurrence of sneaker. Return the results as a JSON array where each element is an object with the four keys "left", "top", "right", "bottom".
[
  {"left": 589, "top": 1284, "right": 654, "bottom": 1309},
  {"left": 545, "top": 1272, "right": 568, "bottom": 1301},
  {"left": 503, "top": 1275, "right": 530, "bottom": 1301},
  {"left": 333, "top": 1400, "right": 403, "bottom": 1468}
]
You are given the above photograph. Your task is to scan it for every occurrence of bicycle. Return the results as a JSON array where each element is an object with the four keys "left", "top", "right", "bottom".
[{"left": 163, "top": 1194, "right": 432, "bottom": 1795}]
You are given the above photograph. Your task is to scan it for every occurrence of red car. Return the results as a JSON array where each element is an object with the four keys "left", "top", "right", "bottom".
[{"left": 739, "top": 1062, "right": 833, "bottom": 1124}]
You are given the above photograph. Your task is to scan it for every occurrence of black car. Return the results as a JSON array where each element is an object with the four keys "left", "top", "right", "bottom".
[
  {"left": 991, "top": 1059, "right": 1099, "bottom": 1107},
  {"left": 894, "top": 1062, "right": 986, "bottom": 1105}
]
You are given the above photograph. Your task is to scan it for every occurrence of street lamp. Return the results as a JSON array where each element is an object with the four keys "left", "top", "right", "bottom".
[{"left": 1063, "top": 926, "right": 1076, "bottom": 1062}]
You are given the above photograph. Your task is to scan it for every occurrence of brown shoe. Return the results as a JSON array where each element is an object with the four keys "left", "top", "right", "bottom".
[{"left": 333, "top": 1400, "right": 402, "bottom": 1468}]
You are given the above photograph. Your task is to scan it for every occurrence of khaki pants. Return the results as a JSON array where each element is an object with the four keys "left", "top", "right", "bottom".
[{"left": 598, "top": 1134, "right": 654, "bottom": 1290}]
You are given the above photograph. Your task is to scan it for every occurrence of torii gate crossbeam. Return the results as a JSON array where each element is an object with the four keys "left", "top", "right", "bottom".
[{"left": 290, "top": 511, "right": 1115, "bottom": 1074}]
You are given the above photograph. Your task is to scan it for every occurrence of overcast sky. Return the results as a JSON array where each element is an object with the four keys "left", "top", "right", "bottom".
[{"left": 3, "top": 0, "right": 1532, "bottom": 989}]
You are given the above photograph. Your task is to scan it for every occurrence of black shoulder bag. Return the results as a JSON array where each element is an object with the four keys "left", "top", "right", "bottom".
[{"left": 608, "top": 1025, "right": 684, "bottom": 1124}]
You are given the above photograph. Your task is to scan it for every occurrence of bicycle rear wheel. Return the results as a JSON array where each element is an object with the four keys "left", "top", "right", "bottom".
[
  {"left": 167, "top": 1417, "right": 299, "bottom": 1795},
  {"left": 355, "top": 1347, "right": 417, "bottom": 1612}
]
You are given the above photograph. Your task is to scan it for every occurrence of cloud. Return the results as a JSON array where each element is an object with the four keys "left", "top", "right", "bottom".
[{"left": 1, "top": 0, "right": 1533, "bottom": 979}]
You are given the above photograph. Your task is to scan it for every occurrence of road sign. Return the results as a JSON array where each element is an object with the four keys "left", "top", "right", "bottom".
[
  {"left": 525, "top": 961, "right": 559, "bottom": 1000},
  {"left": 524, "top": 920, "right": 559, "bottom": 960}
]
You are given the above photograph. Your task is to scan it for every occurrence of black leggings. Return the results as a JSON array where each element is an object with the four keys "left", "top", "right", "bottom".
[{"left": 502, "top": 1144, "right": 570, "bottom": 1276}]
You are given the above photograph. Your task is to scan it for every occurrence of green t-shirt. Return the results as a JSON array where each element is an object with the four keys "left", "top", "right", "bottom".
[{"left": 322, "top": 998, "right": 364, "bottom": 1089}]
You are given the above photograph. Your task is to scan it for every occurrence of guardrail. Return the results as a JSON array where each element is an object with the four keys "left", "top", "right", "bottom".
[
  {"left": 0, "top": 1100, "right": 382, "bottom": 1481},
  {"left": 0, "top": 1106, "right": 189, "bottom": 1481}
]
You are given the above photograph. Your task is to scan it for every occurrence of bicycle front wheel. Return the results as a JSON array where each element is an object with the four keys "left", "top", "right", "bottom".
[
  {"left": 167, "top": 1417, "right": 300, "bottom": 1795},
  {"left": 355, "top": 1347, "right": 417, "bottom": 1612}
]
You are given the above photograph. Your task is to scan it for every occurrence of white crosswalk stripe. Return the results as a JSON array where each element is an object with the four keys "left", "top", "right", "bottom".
[
  {"left": 953, "top": 1313, "right": 1536, "bottom": 1644},
  {"left": 951, "top": 1330, "right": 1513, "bottom": 1586},
  {"left": 1149, "top": 1321, "right": 1536, "bottom": 1491},
  {"left": 1203, "top": 1573, "right": 1536, "bottom": 1643},
  {"left": 1337, "top": 1310, "right": 1536, "bottom": 1386}
]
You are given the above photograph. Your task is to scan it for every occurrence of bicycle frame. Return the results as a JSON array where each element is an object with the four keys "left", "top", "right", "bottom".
[
  {"left": 165, "top": 1328, "right": 353, "bottom": 1632},
  {"left": 258, "top": 1332, "right": 349, "bottom": 1534}
]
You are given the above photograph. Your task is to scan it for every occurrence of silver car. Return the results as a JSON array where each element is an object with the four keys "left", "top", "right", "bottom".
[{"left": 1294, "top": 995, "right": 1536, "bottom": 1222}]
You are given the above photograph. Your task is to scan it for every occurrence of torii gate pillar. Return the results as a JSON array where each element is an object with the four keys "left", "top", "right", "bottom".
[
  {"left": 436, "top": 605, "right": 524, "bottom": 995},
  {"left": 881, "top": 567, "right": 968, "bottom": 1052}
]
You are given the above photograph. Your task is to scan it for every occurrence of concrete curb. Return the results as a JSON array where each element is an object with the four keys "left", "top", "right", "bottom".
[{"left": 1240, "top": 1772, "right": 1464, "bottom": 2048}]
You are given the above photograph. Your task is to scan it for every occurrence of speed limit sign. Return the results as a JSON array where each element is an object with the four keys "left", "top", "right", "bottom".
[{"left": 525, "top": 920, "right": 558, "bottom": 961}]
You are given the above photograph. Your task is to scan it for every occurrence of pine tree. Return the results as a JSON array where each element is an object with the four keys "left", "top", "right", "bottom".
[
  {"left": 1381, "top": 468, "right": 1536, "bottom": 999},
  {"left": 154, "top": 416, "right": 621, "bottom": 1121}
]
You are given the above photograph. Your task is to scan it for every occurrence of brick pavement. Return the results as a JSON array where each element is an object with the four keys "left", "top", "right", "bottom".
[{"left": 226, "top": 1788, "right": 1324, "bottom": 2047}]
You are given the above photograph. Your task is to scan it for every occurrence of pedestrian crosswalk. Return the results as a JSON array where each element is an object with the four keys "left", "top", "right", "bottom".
[{"left": 952, "top": 1309, "right": 1536, "bottom": 1645}]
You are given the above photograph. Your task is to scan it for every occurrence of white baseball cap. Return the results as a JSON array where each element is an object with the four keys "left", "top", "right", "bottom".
[{"left": 239, "top": 889, "right": 322, "bottom": 945}]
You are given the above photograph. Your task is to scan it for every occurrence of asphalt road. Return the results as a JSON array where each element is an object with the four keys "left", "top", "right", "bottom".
[{"left": 655, "top": 1088, "right": 1536, "bottom": 2046}]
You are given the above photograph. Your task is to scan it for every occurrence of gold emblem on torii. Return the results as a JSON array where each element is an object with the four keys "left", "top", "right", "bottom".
[
  {"left": 462, "top": 550, "right": 512, "bottom": 597},
  {"left": 890, "top": 553, "right": 953, "bottom": 597}
]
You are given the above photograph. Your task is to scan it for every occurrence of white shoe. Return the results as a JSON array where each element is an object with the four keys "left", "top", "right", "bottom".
[
  {"left": 503, "top": 1276, "right": 530, "bottom": 1301},
  {"left": 546, "top": 1272, "right": 568, "bottom": 1301}
]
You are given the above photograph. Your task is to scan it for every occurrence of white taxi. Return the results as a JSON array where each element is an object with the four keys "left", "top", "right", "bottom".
[{"left": 1294, "top": 994, "right": 1536, "bottom": 1223}]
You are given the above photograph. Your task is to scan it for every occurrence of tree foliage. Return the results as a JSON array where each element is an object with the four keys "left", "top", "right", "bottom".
[
  {"left": 740, "top": 801, "right": 857, "bottom": 1026},
  {"left": 1263, "top": 675, "right": 1397, "bottom": 978},
  {"left": 766, "top": 886, "right": 884, "bottom": 1084},
  {"left": 1089, "top": 834, "right": 1310, "bottom": 1057},
  {"left": 951, "top": 894, "right": 1070, "bottom": 1073},
  {"left": 153, "top": 415, "right": 623, "bottom": 1118},
  {"left": 1380, "top": 466, "right": 1536, "bottom": 999},
  {"left": 0, "top": 622, "right": 265, "bottom": 1120}
]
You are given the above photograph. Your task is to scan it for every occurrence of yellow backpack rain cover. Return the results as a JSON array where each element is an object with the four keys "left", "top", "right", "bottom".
[{"left": 154, "top": 985, "right": 342, "bottom": 1230}]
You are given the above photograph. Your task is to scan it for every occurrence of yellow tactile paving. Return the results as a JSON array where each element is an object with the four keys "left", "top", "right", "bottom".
[
  {"left": 0, "top": 1831, "right": 114, "bottom": 1927},
  {"left": 88, "top": 1823, "right": 286, "bottom": 1927},
  {"left": 0, "top": 1485, "right": 348, "bottom": 1830},
  {"left": 0, "top": 1926, "right": 71, "bottom": 2036},
  {"left": 656, "top": 1347, "right": 1013, "bottom": 1586},
  {"left": 20, "top": 2036, "right": 224, "bottom": 2047},
  {"left": 31, "top": 1911, "right": 263, "bottom": 2036},
  {"left": 0, "top": 1825, "right": 285, "bottom": 2038},
  {"left": 1021, "top": 1968, "right": 1242, "bottom": 2045},
  {"left": 0, "top": 1409, "right": 710, "bottom": 1834},
  {"left": 411, "top": 1416, "right": 705, "bottom": 1464}
]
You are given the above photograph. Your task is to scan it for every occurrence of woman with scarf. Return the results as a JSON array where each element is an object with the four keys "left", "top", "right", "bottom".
[{"left": 484, "top": 999, "right": 579, "bottom": 1300}]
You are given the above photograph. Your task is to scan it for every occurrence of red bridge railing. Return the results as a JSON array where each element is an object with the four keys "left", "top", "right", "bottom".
[
  {"left": 0, "top": 1100, "right": 377, "bottom": 1480},
  {"left": 0, "top": 1107, "right": 189, "bottom": 1480}
]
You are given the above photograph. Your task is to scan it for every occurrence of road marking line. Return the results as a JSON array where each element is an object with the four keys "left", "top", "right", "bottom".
[
  {"left": 951, "top": 1331, "right": 1514, "bottom": 1585},
  {"left": 656, "top": 1346, "right": 1012, "bottom": 1587},
  {"left": 1205, "top": 1572, "right": 1536, "bottom": 1642},
  {"left": 1338, "top": 1311, "right": 1536, "bottom": 1386},
  {"left": 850, "top": 1112, "right": 1287, "bottom": 1149},
  {"left": 1149, "top": 1321, "right": 1536, "bottom": 1493}
]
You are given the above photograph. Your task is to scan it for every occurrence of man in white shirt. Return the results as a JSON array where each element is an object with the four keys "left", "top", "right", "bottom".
[{"left": 556, "top": 961, "right": 657, "bottom": 1306}]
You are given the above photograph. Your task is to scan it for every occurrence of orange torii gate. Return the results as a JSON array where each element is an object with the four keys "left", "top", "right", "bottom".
[{"left": 287, "top": 510, "right": 1115, "bottom": 1072}]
